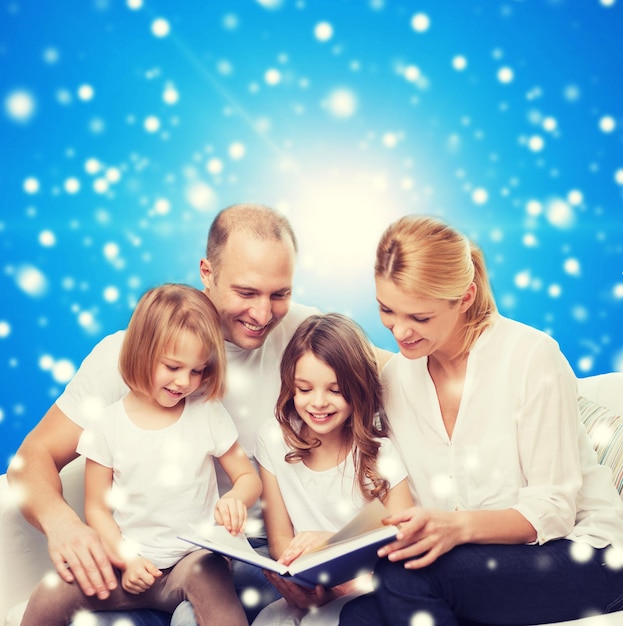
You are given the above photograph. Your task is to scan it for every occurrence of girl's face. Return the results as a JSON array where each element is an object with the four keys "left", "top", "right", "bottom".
[
  {"left": 151, "top": 330, "right": 209, "bottom": 408},
  {"left": 293, "top": 351, "right": 352, "bottom": 439},
  {"left": 376, "top": 276, "right": 473, "bottom": 361}
]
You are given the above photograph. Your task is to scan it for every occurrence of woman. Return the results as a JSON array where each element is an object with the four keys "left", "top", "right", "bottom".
[{"left": 340, "top": 215, "right": 623, "bottom": 626}]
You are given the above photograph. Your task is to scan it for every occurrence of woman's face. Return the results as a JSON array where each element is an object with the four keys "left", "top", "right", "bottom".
[{"left": 375, "top": 276, "right": 473, "bottom": 360}]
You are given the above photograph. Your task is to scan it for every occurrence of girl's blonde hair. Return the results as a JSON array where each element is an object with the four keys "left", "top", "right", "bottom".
[
  {"left": 375, "top": 215, "right": 497, "bottom": 358},
  {"left": 276, "top": 313, "right": 389, "bottom": 501},
  {"left": 119, "top": 284, "right": 226, "bottom": 401}
]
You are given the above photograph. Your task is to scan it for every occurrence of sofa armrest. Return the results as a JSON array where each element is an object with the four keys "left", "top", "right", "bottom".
[{"left": 0, "top": 456, "right": 86, "bottom": 624}]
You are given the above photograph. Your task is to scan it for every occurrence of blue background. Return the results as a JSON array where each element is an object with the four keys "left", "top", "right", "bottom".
[{"left": 1, "top": 0, "right": 622, "bottom": 473}]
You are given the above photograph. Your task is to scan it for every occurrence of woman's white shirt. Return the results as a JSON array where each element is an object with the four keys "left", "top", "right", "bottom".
[{"left": 382, "top": 314, "right": 623, "bottom": 548}]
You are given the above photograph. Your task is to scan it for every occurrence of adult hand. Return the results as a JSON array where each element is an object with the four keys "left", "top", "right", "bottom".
[
  {"left": 214, "top": 495, "right": 247, "bottom": 535},
  {"left": 278, "top": 530, "right": 333, "bottom": 566},
  {"left": 263, "top": 570, "right": 334, "bottom": 609},
  {"left": 121, "top": 556, "right": 162, "bottom": 594},
  {"left": 47, "top": 514, "right": 124, "bottom": 599},
  {"left": 377, "top": 507, "right": 464, "bottom": 569}
]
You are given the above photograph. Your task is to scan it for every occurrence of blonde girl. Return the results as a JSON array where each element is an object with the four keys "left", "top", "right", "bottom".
[
  {"left": 22, "top": 284, "right": 261, "bottom": 626},
  {"left": 253, "top": 313, "right": 413, "bottom": 625}
]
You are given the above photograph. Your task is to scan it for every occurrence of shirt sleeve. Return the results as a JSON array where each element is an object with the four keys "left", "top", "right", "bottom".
[
  {"left": 207, "top": 400, "right": 240, "bottom": 458},
  {"left": 376, "top": 437, "right": 409, "bottom": 488},
  {"left": 511, "top": 335, "right": 583, "bottom": 544},
  {"left": 56, "top": 331, "right": 128, "bottom": 430},
  {"left": 76, "top": 411, "right": 114, "bottom": 468},
  {"left": 254, "top": 419, "right": 284, "bottom": 474}
]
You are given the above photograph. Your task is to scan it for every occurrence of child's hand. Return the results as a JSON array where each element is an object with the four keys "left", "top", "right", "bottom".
[
  {"left": 279, "top": 530, "right": 334, "bottom": 566},
  {"left": 121, "top": 556, "right": 162, "bottom": 594},
  {"left": 214, "top": 495, "right": 247, "bottom": 535}
]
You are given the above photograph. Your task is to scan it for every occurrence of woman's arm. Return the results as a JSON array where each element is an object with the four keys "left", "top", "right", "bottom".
[{"left": 216, "top": 441, "right": 262, "bottom": 535}]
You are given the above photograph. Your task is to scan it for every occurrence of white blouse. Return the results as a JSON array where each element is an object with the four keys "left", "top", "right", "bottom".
[{"left": 382, "top": 314, "right": 623, "bottom": 548}]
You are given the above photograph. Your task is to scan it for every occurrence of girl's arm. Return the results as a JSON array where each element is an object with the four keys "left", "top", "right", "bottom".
[
  {"left": 216, "top": 441, "right": 262, "bottom": 535},
  {"left": 259, "top": 464, "right": 296, "bottom": 560},
  {"left": 84, "top": 458, "right": 125, "bottom": 562},
  {"left": 381, "top": 477, "right": 415, "bottom": 514}
]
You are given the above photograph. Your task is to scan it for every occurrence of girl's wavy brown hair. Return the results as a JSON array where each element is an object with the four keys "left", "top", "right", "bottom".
[{"left": 276, "top": 313, "right": 389, "bottom": 501}]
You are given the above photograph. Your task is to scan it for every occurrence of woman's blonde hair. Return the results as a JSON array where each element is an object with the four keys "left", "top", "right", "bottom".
[
  {"left": 119, "top": 284, "right": 226, "bottom": 401},
  {"left": 276, "top": 313, "right": 390, "bottom": 501},
  {"left": 375, "top": 215, "right": 497, "bottom": 357}
]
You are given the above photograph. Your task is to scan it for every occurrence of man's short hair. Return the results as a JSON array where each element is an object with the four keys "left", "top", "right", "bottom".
[{"left": 206, "top": 203, "right": 298, "bottom": 274}]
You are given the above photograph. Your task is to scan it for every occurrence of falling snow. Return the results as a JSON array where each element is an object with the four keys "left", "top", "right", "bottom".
[{"left": 0, "top": 0, "right": 622, "bottom": 477}]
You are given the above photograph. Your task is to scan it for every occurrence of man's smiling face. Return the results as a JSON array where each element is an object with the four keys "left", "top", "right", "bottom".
[{"left": 201, "top": 229, "right": 295, "bottom": 351}]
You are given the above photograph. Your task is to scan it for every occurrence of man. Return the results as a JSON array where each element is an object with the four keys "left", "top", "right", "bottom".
[{"left": 8, "top": 203, "right": 319, "bottom": 624}]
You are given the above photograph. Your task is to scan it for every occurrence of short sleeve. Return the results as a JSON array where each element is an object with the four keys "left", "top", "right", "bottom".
[
  {"left": 254, "top": 419, "right": 285, "bottom": 474},
  {"left": 56, "top": 331, "right": 128, "bottom": 430},
  {"left": 206, "top": 400, "right": 240, "bottom": 458},
  {"left": 76, "top": 409, "right": 114, "bottom": 468},
  {"left": 376, "top": 437, "right": 409, "bottom": 488}
]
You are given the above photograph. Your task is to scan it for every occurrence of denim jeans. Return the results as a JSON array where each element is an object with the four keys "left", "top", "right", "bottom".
[
  {"left": 339, "top": 540, "right": 623, "bottom": 626},
  {"left": 69, "top": 609, "right": 170, "bottom": 625},
  {"left": 171, "top": 538, "right": 281, "bottom": 625}
]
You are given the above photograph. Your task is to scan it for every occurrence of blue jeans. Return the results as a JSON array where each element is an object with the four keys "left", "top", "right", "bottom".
[
  {"left": 69, "top": 609, "right": 170, "bottom": 625},
  {"left": 171, "top": 538, "right": 281, "bottom": 625},
  {"left": 339, "top": 540, "right": 623, "bottom": 626}
]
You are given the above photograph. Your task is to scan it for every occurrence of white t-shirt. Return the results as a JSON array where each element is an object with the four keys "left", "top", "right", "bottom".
[
  {"left": 382, "top": 314, "right": 623, "bottom": 548},
  {"left": 77, "top": 396, "right": 237, "bottom": 569},
  {"left": 57, "top": 302, "right": 318, "bottom": 538},
  {"left": 255, "top": 418, "right": 408, "bottom": 533}
]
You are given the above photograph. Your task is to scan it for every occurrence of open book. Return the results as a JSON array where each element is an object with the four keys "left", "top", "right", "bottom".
[{"left": 178, "top": 499, "right": 398, "bottom": 588}]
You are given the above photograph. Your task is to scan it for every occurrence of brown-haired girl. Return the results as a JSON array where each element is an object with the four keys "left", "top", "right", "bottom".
[
  {"left": 253, "top": 313, "right": 413, "bottom": 625},
  {"left": 22, "top": 284, "right": 261, "bottom": 626}
]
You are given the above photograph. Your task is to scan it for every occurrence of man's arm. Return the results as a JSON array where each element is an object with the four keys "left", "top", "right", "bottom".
[{"left": 7, "top": 403, "right": 121, "bottom": 598}]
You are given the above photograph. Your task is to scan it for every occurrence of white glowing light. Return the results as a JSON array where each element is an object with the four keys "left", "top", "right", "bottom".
[
  {"left": 77, "top": 84, "right": 94, "bottom": 101},
  {"left": 78, "top": 311, "right": 95, "bottom": 329},
  {"left": 163, "top": 84, "right": 179, "bottom": 104},
  {"left": 526, "top": 200, "right": 542, "bottom": 216},
  {"left": 514, "top": 271, "right": 531, "bottom": 289},
  {"left": 154, "top": 198, "right": 171, "bottom": 215},
  {"left": 103, "top": 286, "right": 120, "bottom": 302},
  {"left": 206, "top": 158, "right": 224, "bottom": 174},
  {"left": 577, "top": 356, "right": 594, "bottom": 374},
  {"left": 410, "top": 13, "right": 430, "bottom": 33},
  {"left": 151, "top": 18, "right": 171, "bottom": 38},
  {"left": 103, "top": 242, "right": 120, "bottom": 260},
  {"left": 563, "top": 258, "right": 581, "bottom": 277},
  {"left": 85, "top": 158, "right": 101, "bottom": 174},
  {"left": 615, "top": 169, "right": 623, "bottom": 185},
  {"left": 4, "top": 89, "right": 36, "bottom": 122},
  {"left": 39, "top": 230, "right": 56, "bottom": 247},
  {"left": 23, "top": 177, "right": 40, "bottom": 194},
  {"left": 64, "top": 177, "right": 81, "bottom": 194},
  {"left": 186, "top": 181, "right": 217, "bottom": 211},
  {"left": 543, "top": 116, "right": 557, "bottom": 131},
  {"left": 599, "top": 115, "right": 616, "bottom": 133},
  {"left": 93, "top": 178, "right": 109, "bottom": 194},
  {"left": 325, "top": 88, "right": 357, "bottom": 118},
  {"left": 528, "top": 135, "right": 545, "bottom": 152},
  {"left": 523, "top": 233, "right": 537, "bottom": 247},
  {"left": 229, "top": 142, "right": 246, "bottom": 159},
  {"left": 52, "top": 359, "right": 76, "bottom": 384},
  {"left": 314, "top": 21, "right": 333, "bottom": 42},
  {"left": 382, "top": 132, "right": 398, "bottom": 148},
  {"left": 430, "top": 474, "right": 454, "bottom": 498},
  {"left": 255, "top": 0, "right": 283, "bottom": 8},
  {"left": 43, "top": 47, "right": 60, "bottom": 64},
  {"left": 144, "top": 116, "right": 161, "bottom": 133},
  {"left": 410, "top": 611, "right": 435, "bottom": 626},
  {"left": 0, "top": 321, "right": 10, "bottom": 338},
  {"left": 613, "top": 284, "right": 623, "bottom": 299},
  {"left": 567, "top": 189, "right": 583, "bottom": 206},
  {"left": 105, "top": 167, "right": 121, "bottom": 183},
  {"left": 563, "top": 84, "right": 581, "bottom": 102},
  {"left": 471, "top": 187, "right": 488, "bottom": 205},
  {"left": 497, "top": 66, "right": 514, "bottom": 84},
  {"left": 240, "top": 587, "right": 261, "bottom": 608},
  {"left": 600, "top": 0, "right": 616, "bottom": 5},
  {"left": 127, "top": 0, "right": 143, "bottom": 9},
  {"left": 546, "top": 198, "right": 574, "bottom": 228},
  {"left": 39, "top": 355, "right": 54, "bottom": 370},
  {"left": 16, "top": 265, "right": 48, "bottom": 296},
  {"left": 404, "top": 65, "right": 421, "bottom": 82},
  {"left": 548, "top": 284, "right": 562, "bottom": 298},
  {"left": 452, "top": 55, "right": 467, "bottom": 71},
  {"left": 264, "top": 68, "right": 281, "bottom": 86}
]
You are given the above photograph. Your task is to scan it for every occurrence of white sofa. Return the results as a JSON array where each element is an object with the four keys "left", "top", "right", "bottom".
[{"left": 1, "top": 373, "right": 622, "bottom": 626}]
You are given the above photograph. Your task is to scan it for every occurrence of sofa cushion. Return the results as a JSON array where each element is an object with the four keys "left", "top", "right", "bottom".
[{"left": 579, "top": 396, "right": 623, "bottom": 494}]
